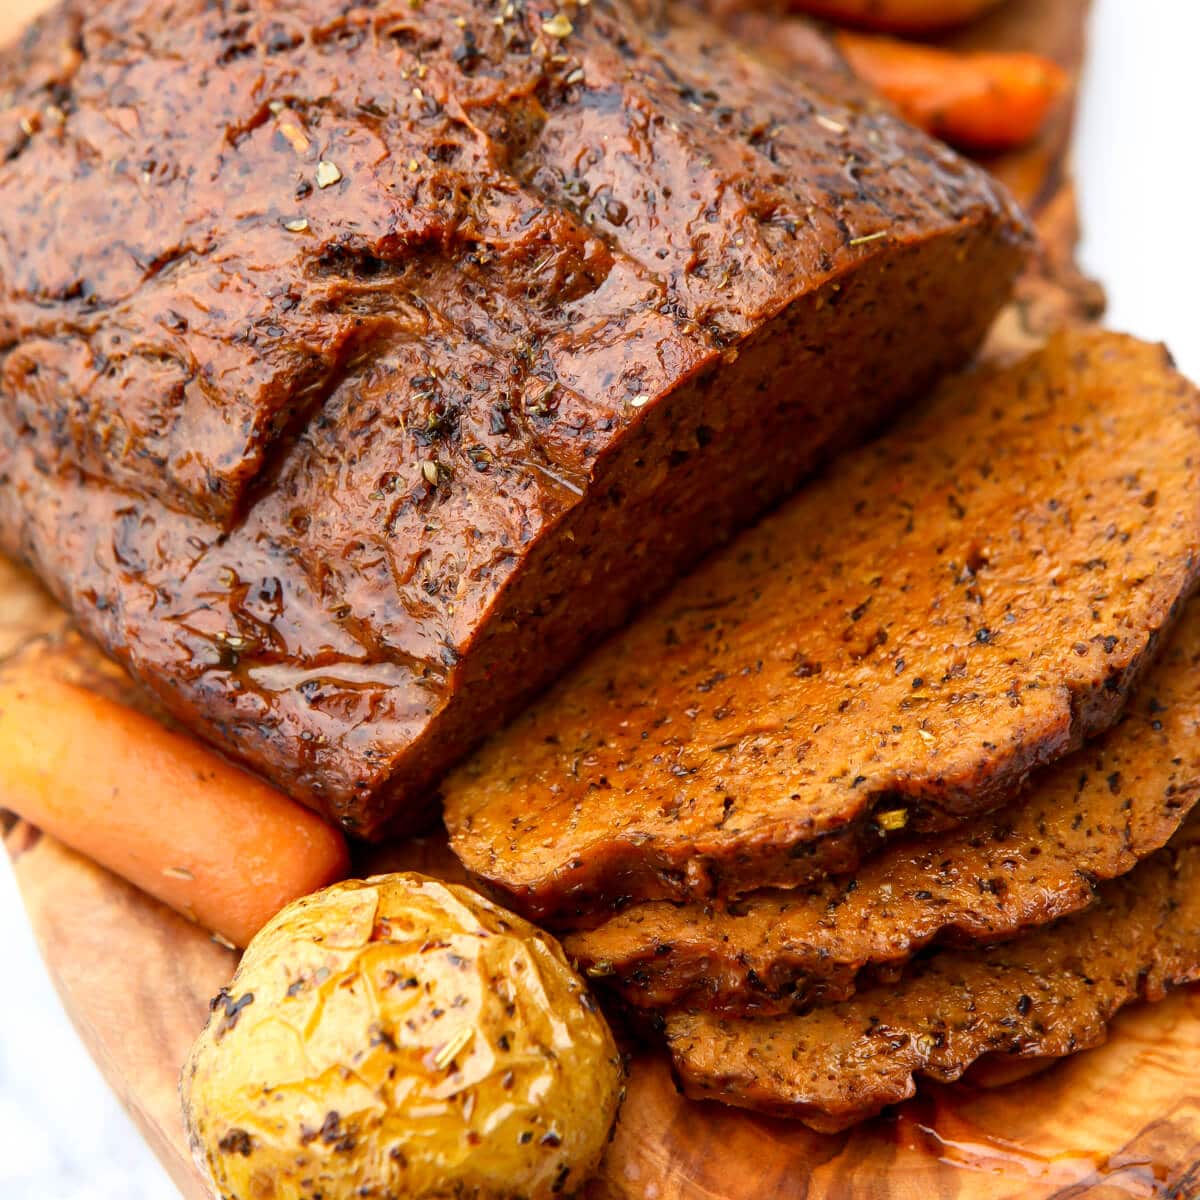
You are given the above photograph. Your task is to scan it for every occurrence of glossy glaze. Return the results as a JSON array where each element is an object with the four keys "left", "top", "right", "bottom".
[
  {"left": 567, "top": 594, "right": 1200, "bottom": 1015},
  {"left": 0, "top": 0, "right": 1026, "bottom": 835},
  {"left": 446, "top": 331, "right": 1200, "bottom": 921}
]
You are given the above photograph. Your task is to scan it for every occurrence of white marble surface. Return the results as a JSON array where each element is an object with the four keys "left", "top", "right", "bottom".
[
  {"left": 1076, "top": 0, "right": 1200, "bottom": 381},
  {"left": 1, "top": 2, "right": 1199, "bottom": 1197},
  {"left": 0, "top": 856, "right": 178, "bottom": 1199}
]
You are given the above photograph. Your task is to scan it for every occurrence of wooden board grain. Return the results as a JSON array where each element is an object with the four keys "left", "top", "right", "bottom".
[
  {"left": 10, "top": 811, "right": 1200, "bottom": 1200},
  {"left": 8, "top": 1, "right": 1196, "bottom": 1198},
  {"left": 948, "top": 0, "right": 1108, "bottom": 357}
]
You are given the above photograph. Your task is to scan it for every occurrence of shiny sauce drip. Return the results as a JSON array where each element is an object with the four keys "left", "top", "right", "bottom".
[{"left": 893, "top": 1086, "right": 1176, "bottom": 1198}]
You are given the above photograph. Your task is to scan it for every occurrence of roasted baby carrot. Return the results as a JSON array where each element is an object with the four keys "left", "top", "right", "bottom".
[
  {"left": 838, "top": 32, "right": 1069, "bottom": 151},
  {"left": 0, "top": 666, "right": 349, "bottom": 947},
  {"left": 790, "top": 0, "right": 1005, "bottom": 33}
]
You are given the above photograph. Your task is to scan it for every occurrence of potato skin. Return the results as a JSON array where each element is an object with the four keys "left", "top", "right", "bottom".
[{"left": 181, "top": 875, "right": 623, "bottom": 1199}]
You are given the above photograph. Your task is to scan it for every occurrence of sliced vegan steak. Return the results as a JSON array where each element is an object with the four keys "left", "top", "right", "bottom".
[
  {"left": 0, "top": 0, "right": 1027, "bottom": 836},
  {"left": 666, "top": 809, "right": 1200, "bottom": 1132},
  {"left": 445, "top": 330, "right": 1200, "bottom": 922},
  {"left": 566, "top": 593, "right": 1200, "bottom": 1014}
]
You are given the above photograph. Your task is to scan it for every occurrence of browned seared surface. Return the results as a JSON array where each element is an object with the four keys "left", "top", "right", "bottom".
[
  {"left": 567, "top": 596, "right": 1200, "bottom": 1015},
  {"left": 707, "top": 0, "right": 1104, "bottom": 350},
  {"left": 0, "top": 0, "right": 1026, "bottom": 838},
  {"left": 711, "top": 0, "right": 1105, "bottom": 347},
  {"left": 446, "top": 330, "right": 1200, "bottom": 923},
  {"left": 666, "top": 810, "right": 1200, "bottom": 1132},
  {"left": 689, "top": 2, "right": 875, "bottom": 101}
]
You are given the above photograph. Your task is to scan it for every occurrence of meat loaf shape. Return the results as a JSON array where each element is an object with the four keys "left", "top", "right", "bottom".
[
  {"left": 445, "top": 330, "right": 1200, "bottom": 922},
  {"left": 666, "top": 809, "right": 1200, "bottom": 1132},
  {"left": 0, "top": 0, "right": 1027, "bottom": 836},
  {"left": 566, "top": 593, "right": 1200, "bottom": 1015}
]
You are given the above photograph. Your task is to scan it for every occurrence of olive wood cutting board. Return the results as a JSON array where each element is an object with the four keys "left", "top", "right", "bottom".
[
  {"left": 8, "top": 0, "right": 1198, "bottom": 1197},
  {"left": 9, "top": 814, "right": 1200, "bottom": 1200}
]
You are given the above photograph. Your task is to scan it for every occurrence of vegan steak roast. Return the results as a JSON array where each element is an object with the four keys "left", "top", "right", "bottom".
[
  {"left": 0, "top": 0, "right": 1027, "bottom": 837},
  {"left": 6, "top": 0, "right": 1200, "bottom": 1176},
  {"left": 666, "top": 808, "right": 1200, "bottom": 1133},
  {"left": 567, "top": 593, "right": 1200, "bottom": 1016},
  {"left": 445, "top": 330, "right": 1200, "bottom": 922}
]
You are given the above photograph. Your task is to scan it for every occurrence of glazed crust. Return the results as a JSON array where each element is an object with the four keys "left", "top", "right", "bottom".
[
  {"left": 445, "top": 330, "right": 1200, "bottom": 922},
  {"left": 666, "top": 809, "right": 1200, "bottom": 1131},
  {"left": 566, "top": 594, "right": 1200, "bottom": 1014},
  {"left": 0, "top": 0, "right": 1026, "bottom": 836}
]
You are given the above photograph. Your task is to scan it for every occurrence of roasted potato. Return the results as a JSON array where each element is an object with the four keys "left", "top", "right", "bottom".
[
  {"left": 182, "top": 875, "right": 623, "bottom": 1200},
  {"left": 790, "top": 0, "right": 1007, "bottom": 33}
]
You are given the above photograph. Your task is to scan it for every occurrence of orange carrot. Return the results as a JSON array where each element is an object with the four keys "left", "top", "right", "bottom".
[
  {"left": 838, "top": 32, "right": 1069, "bottom": 151},
  {"left": 791, "top": 0, "right": 1005, "bottom": 34},
  {"left": 0, "top": 667, "right": 349, "bottom": 947}
]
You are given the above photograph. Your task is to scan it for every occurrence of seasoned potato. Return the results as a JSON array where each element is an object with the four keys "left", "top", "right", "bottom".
[
  {"left": 182, "top": 875, "right": 623, "bottom": 1199},
  {"left": 790, "top": 0, "right": 1006, "bottom": 33}
]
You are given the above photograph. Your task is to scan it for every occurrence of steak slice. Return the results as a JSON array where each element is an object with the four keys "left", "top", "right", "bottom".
[
  {"left": 666, "top": 809, "right": 1200, "bottom": 1132},
  {"left": 567, "top": 594, "right": 1200, "bottom": 1015},
  {"left": 0, "top": 0, "right": 1027, "bottom": 837},
  {"left": 445, "top": 330, "right": 1200, "bottom": 922}
]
